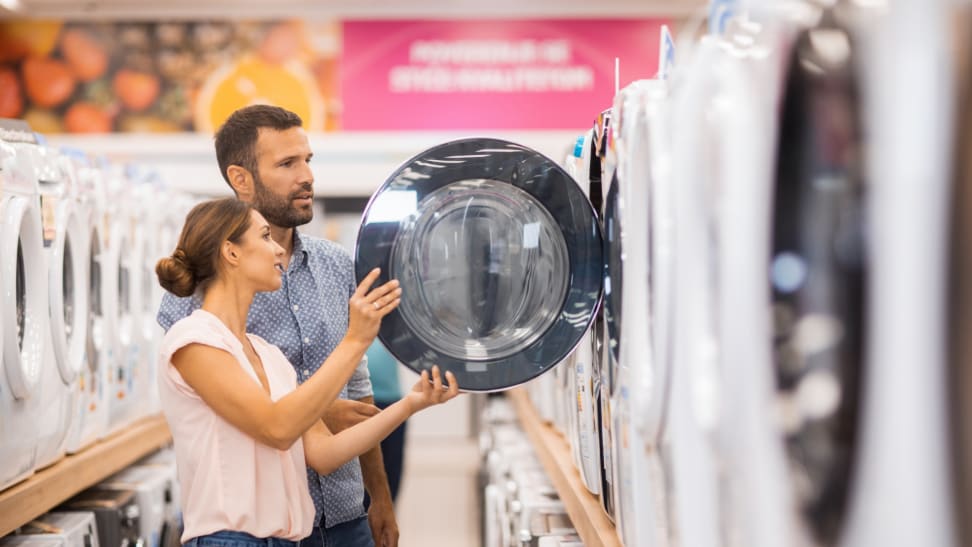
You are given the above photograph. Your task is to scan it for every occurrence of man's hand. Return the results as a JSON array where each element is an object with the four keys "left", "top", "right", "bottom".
[
  {"left": 321, "top": 398, "right": 379, "bottom": 432},
  {"left": 368, "top": 498, "right": 399, "bottom": 547}
]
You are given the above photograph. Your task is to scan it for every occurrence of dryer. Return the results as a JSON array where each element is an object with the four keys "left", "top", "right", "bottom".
[
  {"left": 62, "top": 152, "right": 112, "bottom": 452},
  {"left": 0, "top": 120, "right": 47, "bottom": 491}
]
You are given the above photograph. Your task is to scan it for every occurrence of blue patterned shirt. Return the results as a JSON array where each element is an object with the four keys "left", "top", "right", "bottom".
[{"left": 157, "top": 231, "right": 373, "bottom": 528}]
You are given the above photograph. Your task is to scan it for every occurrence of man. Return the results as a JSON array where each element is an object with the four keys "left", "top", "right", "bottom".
[{"left": 157, "top": 105, "right": 399, "bottom": 547}]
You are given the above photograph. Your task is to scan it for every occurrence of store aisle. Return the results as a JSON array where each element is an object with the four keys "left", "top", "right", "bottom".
[{"left": 395, "top": 438, "right": 481, "bottom": 547}]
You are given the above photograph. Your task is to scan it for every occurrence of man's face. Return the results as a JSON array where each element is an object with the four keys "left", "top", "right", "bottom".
[{"left": 249, "top": 126, "right": 315, "bottom": 228}]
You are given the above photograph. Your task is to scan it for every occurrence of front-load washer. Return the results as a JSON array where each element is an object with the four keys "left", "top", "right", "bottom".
[
  {"left": 714, "top": 7, "right": 808, "bottom": 547},
  {"left": 354, "top": 138, "right": 603, "bottom": 393},
  {"left": 606, "top": 77, "right": 674, "bottom": 547},
  {"left": 0, "top": 120, "right": 47, "bottom": 490},
  {"left": 668, "top": 31, "right": 736, "bottom": 547},
  {"left": 769, "top": 5, "right": 868, "bottom": 545},
  {"left": 841, "top": 1, "right": 958, "bottom": 546},
  {"left": 30, "top": 145, "right": 86, "bottom": 469},
  {"left": 104, "top": 162, "right": 143, "bottom": 433},
  {"left": 62, "top": 152, "right": 112, "bottom": 452},
  {"left": 128, "top": 167, "right": 161, "bottom": 419},
  {"left": 100, "top": 465, "right": 170, "bottom": 547},
  {"left": 20, "top": 512, "right": 100, "bottom": 547},
  {"left": 61, "top": 487, "right": 143, "bottom": 547}
]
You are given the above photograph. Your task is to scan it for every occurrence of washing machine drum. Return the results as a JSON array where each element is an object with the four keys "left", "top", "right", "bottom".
[{"left": 355, "top": 138, "right": 603, "bottom": 392}]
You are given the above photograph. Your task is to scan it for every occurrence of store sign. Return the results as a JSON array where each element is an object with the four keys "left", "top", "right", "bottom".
[{"left": 341, "top": 19, "right": 667, "bottom": 130}]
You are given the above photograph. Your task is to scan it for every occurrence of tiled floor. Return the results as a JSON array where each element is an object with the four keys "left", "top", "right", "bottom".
[{"left": 395, "top": 437, "right": 481, "bottom": 547}]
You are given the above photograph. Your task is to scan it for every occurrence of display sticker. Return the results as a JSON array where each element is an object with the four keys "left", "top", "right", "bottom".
[
  {"left": 40, "top": 195, "right": 58, "bottom": 247},
  {"left": 708, "top": 0, "right": 737, "bottom": 35},
  {"left": 658, "top": 25, "right": 676, "bottom": 80}
]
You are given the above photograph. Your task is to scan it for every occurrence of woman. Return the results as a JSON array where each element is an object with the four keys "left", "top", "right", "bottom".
[{"left": 155, "top": 198, "right": 459, "bottom": 546}]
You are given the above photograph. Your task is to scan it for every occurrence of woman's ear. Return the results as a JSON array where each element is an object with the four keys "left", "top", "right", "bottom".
[
  {"left": 227, "top": 164, "right": 254, "bottom": 200},
  {"left": 221, "top": 240, "right": 241, "bottom": 267}
]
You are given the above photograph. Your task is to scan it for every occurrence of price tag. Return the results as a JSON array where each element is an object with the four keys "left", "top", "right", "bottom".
[{"left": 40, "top": 194, "right": 58, "bottom": 247}]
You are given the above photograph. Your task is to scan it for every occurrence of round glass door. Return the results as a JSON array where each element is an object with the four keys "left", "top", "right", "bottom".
[
  {"left": 356, "top": 138, "right": 603, "bottom": 392},
  {"left": 770, "top": 16, "right": 865, "bottom": 545}
]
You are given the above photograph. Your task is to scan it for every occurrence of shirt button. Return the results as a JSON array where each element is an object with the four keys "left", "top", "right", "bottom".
[
  {"left": 292, "top": 304, "right": 299, "bottom": 311},
  {"left": 304, "top": 337, "right": 310, "bottom": 344}
]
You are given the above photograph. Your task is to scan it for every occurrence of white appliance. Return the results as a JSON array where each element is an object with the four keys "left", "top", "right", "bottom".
[
  {"left": 841, "top": 1, "right": 958, "bottom": 546},
  {"left": 19, "top": 512, "right": 100, "bottom": 547},
  {"left": 0, "top": 121, "right": 46, "bottom": 490},
  {"left": 667, "top": 29, "right": 733, "bottom": 547},
  {"left": 135, "top": 448, "right": 184, "bottom": 547},
  {"left": 60, "top": 487, "right": 144, "bottom": 547},
  {"left": 104, "top": 162, "right": 143, "bottom": 433},
  {"left": 713, "top": 7, "right": 807, "bottom": 547},
  {"left": 607, "top": 76, "right": 674, "bottom": 547},
  {"left": 129, "top": 167, "right": 162, "bottom": 419},
  {"left": 31, "top": 145, "right": 86, "bottom": 469},
  {"left": 99, "top": 465, "right": 170, "bottom": 547},
  {"left": 62, "top": 152, "right": 112, "bottom": 452}
]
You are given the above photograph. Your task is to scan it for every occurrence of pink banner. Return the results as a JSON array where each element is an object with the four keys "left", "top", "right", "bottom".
[{"left": 341, "top": 19, "right": 667, "bottom": 131}]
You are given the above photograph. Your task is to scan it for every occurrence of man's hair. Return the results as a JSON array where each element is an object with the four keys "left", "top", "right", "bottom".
[{"left": 214, "top": 105, "right": 303, "bottom": 189}]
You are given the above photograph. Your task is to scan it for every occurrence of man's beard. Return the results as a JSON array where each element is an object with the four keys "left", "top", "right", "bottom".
[{"left": 252, "top": 173, "right": 314, "bottom": 228}]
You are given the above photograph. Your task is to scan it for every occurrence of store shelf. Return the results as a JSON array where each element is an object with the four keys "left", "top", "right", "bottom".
[
  {"left": 0, "top": 415, "right": 172, "bottom": 537},
  {"left": 507, "top": 388, "right": 621, "bottom": 547}
]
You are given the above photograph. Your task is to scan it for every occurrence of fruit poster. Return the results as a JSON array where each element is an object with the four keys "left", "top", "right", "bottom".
[{"left": 0, "top": 19, "right": 340, "bottom": 133}]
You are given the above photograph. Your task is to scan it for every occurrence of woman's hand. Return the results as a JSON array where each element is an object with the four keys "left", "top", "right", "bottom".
[
  {"left": 347, "top": 268, "right": 401, "bottom": 345},
  {"left": 405, "top": 366, "right": 460, "bottom": 414}
]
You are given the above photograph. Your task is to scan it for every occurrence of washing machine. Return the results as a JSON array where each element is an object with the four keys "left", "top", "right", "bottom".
[
  {"left": 19, "top": 512, "right": 100, "bottom": 547},
  {"left": 0, "top": 120, "right": 47, "bottom": 491},
  {"left": 839, "top": 1, "right": 958, "bottom": 546},
  {"left": 61, "top": 487, "right": 144, "bottom": 547},
  {"left": 103, "top": 162, "right": 144, "bottom": 433},
  {"left": 129, "top": 167, "right": 163, "bottom": 419},
  {"left": 31, "top": 145, "right": 86, "bottom": 469},
  {"left": 667, "top": 29, "right": 736, "bottom": 547},
  {"left": 62, "top": 152, "right": 112, "bottom": 452},
  {"left": 99, "top": 465, "right": 171, "bottom": 547},
  {"left": 354, "top": 137, "right": 603, "bottom": 393},
  {"left": 605, "top": 77, "right": 674, "bottom": 547},
  {"left": 713, "top": 7, "right": 807, "bottom": 547}
]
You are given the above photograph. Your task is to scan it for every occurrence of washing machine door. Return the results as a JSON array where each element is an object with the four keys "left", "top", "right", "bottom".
[
  {"left": 355, "top": 138, "right": 603, "bottom": 392},
  {"left": 770, "top": 11, "right": 865, "bottom": 545},
  {"left": 46, "top": 195, "right": 89, "bottom": 385},
  {"left": 0, "top": 145, "right": 48, "bottom": 400}
]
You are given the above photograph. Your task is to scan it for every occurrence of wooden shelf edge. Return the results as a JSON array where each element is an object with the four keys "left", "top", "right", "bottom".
[
  {"left": 0, "top": 415, "right": 172, "bottom": 537},
  {"left": 507, "top": 388, "right": 622, "bottom": 547}
]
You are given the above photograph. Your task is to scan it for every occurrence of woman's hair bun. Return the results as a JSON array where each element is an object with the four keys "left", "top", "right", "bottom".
[{"left": 156, "top": 249, "right": 196, "bottom": 297}]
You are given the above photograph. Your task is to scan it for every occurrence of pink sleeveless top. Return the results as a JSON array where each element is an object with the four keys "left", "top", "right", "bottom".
[{"left": 158, "top": 309, "right": 315, "bottom": 542}]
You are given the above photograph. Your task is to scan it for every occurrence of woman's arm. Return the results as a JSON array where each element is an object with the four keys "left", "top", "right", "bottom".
[
  {"left": 170, "top": 268, "right": 402, "bottom": 451},
  {"left": 303, "top": 367, "right": 459, "bottom": 475}
]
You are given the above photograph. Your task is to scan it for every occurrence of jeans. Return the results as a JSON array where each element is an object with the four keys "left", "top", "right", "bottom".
[
  {"left": 184, "top": 530, "right": 298, "bottom": 547},
  {"left": 298, "top": 517, "right": 374, "bottom": 547}
]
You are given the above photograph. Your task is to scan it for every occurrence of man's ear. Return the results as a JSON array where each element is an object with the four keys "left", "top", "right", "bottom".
[
  {"left": 226, "top": 164, "right": 254, "bottom": 199},
  {"left": 221, "top": 240, "right": 240, "bottom": 267}
]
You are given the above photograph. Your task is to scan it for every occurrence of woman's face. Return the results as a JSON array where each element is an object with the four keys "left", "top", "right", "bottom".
[{"left": 235, "top": 209, "right": 285, "bottom": 292}]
